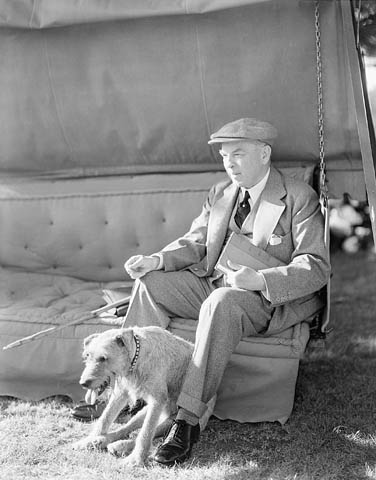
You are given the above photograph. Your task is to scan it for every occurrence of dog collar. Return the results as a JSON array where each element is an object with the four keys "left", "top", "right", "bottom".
[{"left": 129, "top": 333, "right": 140, "bottom": 372}]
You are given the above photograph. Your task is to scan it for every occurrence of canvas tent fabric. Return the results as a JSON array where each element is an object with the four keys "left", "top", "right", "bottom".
[
  {"left": 0, "top": 0, "right": 367, "bottom": 199},
  {"left": 0, "top": 0, "right": 274, "bottom": 25},
  {"left": 0, "top": 0, "right": 372, "bottom": 423}
]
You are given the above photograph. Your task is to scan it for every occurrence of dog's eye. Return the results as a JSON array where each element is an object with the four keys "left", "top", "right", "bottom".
[{"left": 98, "top": 356, "right": 107, "bottom": 363}]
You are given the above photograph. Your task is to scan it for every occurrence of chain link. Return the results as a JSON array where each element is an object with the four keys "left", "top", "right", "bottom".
[
  {"left": 315, "top": 0, "right": 328, "bottom": 208},
  {"left": 356, "top": 0, "right": 362, "bottom": 48},
  {"left": 315, "top": 1, "right": 330, "bottom": 337}
]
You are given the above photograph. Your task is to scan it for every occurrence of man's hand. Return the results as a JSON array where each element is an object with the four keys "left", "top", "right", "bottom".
[
  {"left": 124, "top": 255, "right": 160, "bottom": 279},
  {"left": 225, "top": 260, "right": 266, "bottom": 291}
]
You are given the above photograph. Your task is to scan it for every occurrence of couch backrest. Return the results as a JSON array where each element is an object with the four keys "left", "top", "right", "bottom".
[
  {"left": 0, "top": 172, "right": 227, "bottom": 281},
  {"left": 0, "top": 167, "right": 314, "bottom": 282}
]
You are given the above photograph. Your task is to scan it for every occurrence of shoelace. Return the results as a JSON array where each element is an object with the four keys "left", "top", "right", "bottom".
[{"left": 164, "top": 421, "right": 184, "bottom": 442}]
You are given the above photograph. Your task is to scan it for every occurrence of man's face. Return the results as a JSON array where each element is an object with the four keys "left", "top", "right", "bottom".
[{"left": 219, "top": 141, "right": 271, "bottom": 188}]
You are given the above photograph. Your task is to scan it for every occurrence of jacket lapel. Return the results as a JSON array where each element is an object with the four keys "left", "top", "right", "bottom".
[
  {"left": 207, "top": 181, "right": 238, "bottom": 269},
  {"left": 252, "top": 167, "right": 286, "bottom": 249}
]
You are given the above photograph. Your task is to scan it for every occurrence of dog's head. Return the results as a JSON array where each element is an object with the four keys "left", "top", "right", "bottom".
[{"left": 79, "top": 328, "right": 136, "bottom": 404}]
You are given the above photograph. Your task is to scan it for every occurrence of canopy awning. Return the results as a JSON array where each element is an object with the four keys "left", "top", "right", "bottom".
[
  {"left": 0, "top": 0, "right": 373, "bottom": 200},
  {"left": 0, "top": 0, "right": 272, "bottom": 27}
]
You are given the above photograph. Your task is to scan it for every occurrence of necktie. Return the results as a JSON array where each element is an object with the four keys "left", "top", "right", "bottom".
[{"left": 234, "top": 190, "right": 251, "bottom": 228}]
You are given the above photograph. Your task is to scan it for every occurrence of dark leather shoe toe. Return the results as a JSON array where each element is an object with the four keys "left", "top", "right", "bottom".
[
  {"left": 152, "top": 420, "right": 200, "bottom": 466},
  {"left": 70, "top": 400, "right": 106, "bottom": 422},
  {"left": 117, "top": 398, "right": 146, "bottom": 419},
  {"left": 71, "top": 398, "right": 146, "bottom": 422}
]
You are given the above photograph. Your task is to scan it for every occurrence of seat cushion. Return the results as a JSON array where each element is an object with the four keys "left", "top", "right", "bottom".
[{"left": 0, "top": 267, "right": 309, "bottom": 421}]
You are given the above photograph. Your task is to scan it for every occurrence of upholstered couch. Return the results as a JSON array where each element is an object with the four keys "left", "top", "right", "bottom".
[{"left": 0, "top": 169, "right": 311, "bottom": 424}]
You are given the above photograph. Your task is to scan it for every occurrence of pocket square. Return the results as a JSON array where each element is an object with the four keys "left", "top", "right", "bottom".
[{"left": 269, "top": 234, "right": 282, "bottom": 246}]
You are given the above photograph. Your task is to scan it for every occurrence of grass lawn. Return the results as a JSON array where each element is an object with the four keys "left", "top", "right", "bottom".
[{"left": 0, "top": 250, "right": 376, "bottom": 480}]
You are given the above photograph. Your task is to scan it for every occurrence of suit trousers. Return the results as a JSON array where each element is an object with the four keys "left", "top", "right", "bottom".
[{"left": 122, "top": 270, "right": 274, "bottom": 419}]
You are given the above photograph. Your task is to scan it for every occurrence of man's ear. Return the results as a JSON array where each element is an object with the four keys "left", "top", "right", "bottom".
[
  {"left": 83, "top": 333, "right": 99, "bottom": 348},
  {"left": 261, "top": 144, "right": 272, "bottom": 163}
]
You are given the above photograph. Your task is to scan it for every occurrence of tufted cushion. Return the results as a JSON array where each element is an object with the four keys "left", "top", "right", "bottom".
[
  {"left": 0, "top": 172, "right": 227, "bottom": 281},
  {"left": 0, "top": 269, "right": 128, "bottom": 326},
  {"left": 0, "top": 167, "right": 314, "bottom": 281}
]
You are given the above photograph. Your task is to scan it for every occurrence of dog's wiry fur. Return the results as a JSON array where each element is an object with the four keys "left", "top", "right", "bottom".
[{"left": 72, "top": 326, "right": 193, "bottom": 467}]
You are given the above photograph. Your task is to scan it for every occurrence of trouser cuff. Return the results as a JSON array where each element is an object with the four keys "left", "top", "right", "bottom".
[
  {"left": 176, "top": 408, "right": 199, "bottom": 426},
  {"left": 177, "top": 391, "right": 207, "bottom": 419}
]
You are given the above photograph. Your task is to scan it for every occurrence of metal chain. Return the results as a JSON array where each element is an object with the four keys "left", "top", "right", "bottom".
[
  {"left": 356, "top": 0, "right": 362, "bottom": 49},
  {"left": 315, "top": 0, "right": 328, "bottom": 209},
  {"left": 315, "top": 0, "right": 331, "bottom": 336}
]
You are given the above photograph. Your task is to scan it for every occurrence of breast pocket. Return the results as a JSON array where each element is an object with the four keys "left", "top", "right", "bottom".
[{"left": 266, "top": 231, "right": 292, "bottom": 263}]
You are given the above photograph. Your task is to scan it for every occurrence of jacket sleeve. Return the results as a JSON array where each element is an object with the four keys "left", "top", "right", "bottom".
[
  {"left": 156, "top": 184, "right": 217, "bottom": 272},
  {"left": 260, "top": 186, "right": 331, "bottom": 306}
]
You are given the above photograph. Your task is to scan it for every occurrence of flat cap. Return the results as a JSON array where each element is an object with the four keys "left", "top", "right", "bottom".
[{"left": 208, "top": 118, "right": 278, "bottom": 145}]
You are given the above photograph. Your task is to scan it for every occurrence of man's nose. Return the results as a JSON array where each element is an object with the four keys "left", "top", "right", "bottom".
[{"left": 224, "top": 156, "right": 234, "bottom": 167}]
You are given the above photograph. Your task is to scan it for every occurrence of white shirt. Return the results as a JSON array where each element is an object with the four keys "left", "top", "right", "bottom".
[{"left": 239, "top": 167, "right": 270, "bottom": 209}]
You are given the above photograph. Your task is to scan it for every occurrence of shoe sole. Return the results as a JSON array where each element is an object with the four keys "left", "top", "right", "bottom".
[
  {"left": 153, "top": 454, "right": 190, "bottom": 467},
  {"left": 70, "top": 412, "right": 99, "bottom": 423},
  {"left": 153, "top": 447, "right": 195, "bottom": 467}
]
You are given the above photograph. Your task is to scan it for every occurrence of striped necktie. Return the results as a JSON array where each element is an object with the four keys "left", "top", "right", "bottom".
[{"left": 234, "top": 190, "right": 251, "bottom": 228}]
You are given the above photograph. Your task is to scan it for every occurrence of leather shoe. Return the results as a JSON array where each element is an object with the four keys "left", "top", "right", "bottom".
[
  {"left": 70, "top": 400, "right": 106, "bottom": 422},
  {"left": 152, "top": 419, "right": 200, "bottom": 466},
  {"left": 70, "top": 398, "right": 146, "bottom": 422}
]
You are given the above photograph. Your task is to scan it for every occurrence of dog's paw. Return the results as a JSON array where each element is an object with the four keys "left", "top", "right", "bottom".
[
  {"left": 72, "top": 438, "right": 92, "bottom": 451},
  {"left": 107, "top": 439, "right": 135, "bottom": 457},
  {"left": 120, "top": 451, "right": 146, "bottom": 468},
  {"left": 72, "top": 435, "right": 108, "bottom": 451}
]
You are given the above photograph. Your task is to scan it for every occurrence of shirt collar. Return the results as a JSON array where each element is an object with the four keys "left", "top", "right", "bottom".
[{"left": 241, "top": 168, "right": 270, "bottom": 208}]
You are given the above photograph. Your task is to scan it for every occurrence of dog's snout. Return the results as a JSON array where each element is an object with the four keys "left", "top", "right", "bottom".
[{"left": 79, "top": 378, "right": 93, "bottom": 389}]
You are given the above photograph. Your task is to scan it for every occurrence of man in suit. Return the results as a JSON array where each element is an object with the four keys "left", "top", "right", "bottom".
[{"left": 123, "top": 117, "right": 331, "bottom": 466}]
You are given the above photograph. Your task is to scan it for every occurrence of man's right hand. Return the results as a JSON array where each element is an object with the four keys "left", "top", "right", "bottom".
[{"left": 124, "top": 255, "right": 160, "bottom": 279}]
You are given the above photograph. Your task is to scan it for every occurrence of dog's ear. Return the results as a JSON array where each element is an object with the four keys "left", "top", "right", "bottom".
[
  {"left": 114, "top": 328, "right": 133, "bottom": 349},
  {"left": 83, "top": 333, "right": 99, "bottom": 348},
  {"left": 115, "top": 334, "right": 126, "bottom": 347}
]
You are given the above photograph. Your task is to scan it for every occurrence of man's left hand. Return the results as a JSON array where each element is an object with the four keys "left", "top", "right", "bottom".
[{"left": 225, "top": 260, "right": 266, "bottom": 291}]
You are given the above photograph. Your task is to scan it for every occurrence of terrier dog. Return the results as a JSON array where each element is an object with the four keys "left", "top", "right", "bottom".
[{"left": 72, "top": 326, "right": 193, "bottom": 467}]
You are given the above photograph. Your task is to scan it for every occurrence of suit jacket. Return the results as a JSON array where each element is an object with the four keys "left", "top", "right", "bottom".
[{"left": 158, "top": 166, "right": 331, "bottom": 328}]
